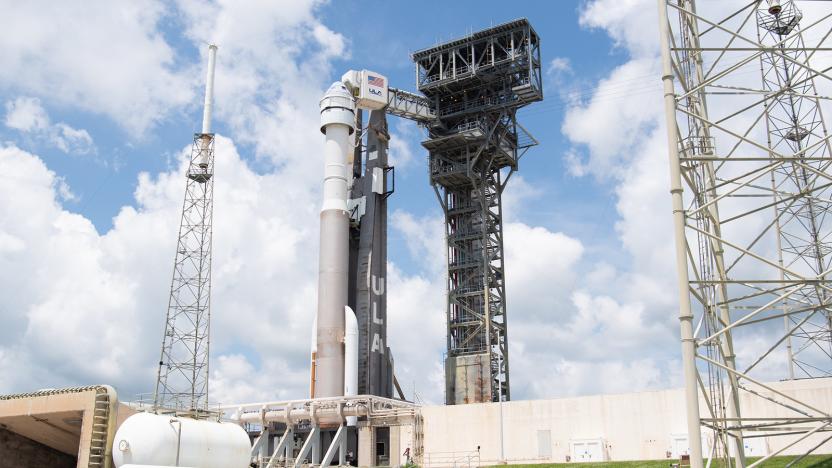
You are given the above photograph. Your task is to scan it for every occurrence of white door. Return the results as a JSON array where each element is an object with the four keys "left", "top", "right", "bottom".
[
  {"left": 571, "top": 440, "right": 603, "bottom": 462},
  {"left": 537, "top": 430, "right": 552, "bottom": 459},
  {"left": 671, "top": 435, "right": 690, "bottom": 458}
]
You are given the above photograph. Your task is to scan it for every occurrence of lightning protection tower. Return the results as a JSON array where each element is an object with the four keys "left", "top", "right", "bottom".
[
  {"left": 153, "top": 44, "right": 218, "bottom": 417},
  {"left": 658, "top": 1, "right": 832, "bottom": 467},
  {"left": 412, "top": 19, "right": 542, "bottom": 404}
]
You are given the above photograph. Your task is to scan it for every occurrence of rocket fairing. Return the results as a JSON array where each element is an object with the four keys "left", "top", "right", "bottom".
[{"left": 314, "top": 82, "right": 355, "bottom": 399}]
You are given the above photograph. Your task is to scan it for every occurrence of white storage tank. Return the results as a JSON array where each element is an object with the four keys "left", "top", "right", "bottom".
[{"left": 113, "top": 412, "right": 251, "bottom": 468}]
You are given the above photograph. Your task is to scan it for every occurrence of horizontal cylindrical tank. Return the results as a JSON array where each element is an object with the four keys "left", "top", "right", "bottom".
[{"left": 113, "top": 412, "right": 250, "bottom": 468}]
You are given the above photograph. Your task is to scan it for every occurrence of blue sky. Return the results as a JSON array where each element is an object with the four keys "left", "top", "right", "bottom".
[
  {"left": 0, "top": 1, "right": 628, "bottom": 260},
  {"left": 0, "top": 0, "right": 691, "bottom": 404}
]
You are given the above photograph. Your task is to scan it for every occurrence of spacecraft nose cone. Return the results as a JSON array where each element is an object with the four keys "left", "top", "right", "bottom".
[
  {"left": 320, "top": 81, "right": 356, "bottom": 133},
  {"left": 323, "top": 81, "right": 353, "bottom": 100}
]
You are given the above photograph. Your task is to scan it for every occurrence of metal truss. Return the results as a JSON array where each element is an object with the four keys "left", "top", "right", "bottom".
[
  {"left": 659, "top": 1, "right": 832, "bottom": 467},
  {"left": 153, "top": 133, "right": 215, "bottom": 416},
  {"left": 758, "top": 1, "right": 832, "bottom": 380},
  {"left": 386, "top": 87, "right": 436, "bottom": 123},
  {"left": 412, "top": 18, "right": 542, "bottom": 404}
]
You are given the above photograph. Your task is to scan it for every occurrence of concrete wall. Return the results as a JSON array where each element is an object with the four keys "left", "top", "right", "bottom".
[
  {"left": 421, "top": 378, "right": 832, "bottom": 465},
  {"left": 0, "top": 427, "right": 76, "bottom": 468}
]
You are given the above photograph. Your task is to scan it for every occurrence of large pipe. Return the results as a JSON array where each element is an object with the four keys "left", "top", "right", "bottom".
[
  {"left": 235, "top": 405, "right": 369, "bottom": 425},
  {"left": 316, "top": 82, "right": 355, "bottom": 398}
]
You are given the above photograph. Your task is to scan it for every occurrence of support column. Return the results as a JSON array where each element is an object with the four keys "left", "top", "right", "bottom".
[
  {"left": 358, "top": 426, "right": 375, "bottom": 468},
  {"left": 657, "top": 1, "right": 704, "bottom": 467}
]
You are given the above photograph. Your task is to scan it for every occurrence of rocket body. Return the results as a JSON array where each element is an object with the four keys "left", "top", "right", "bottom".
[{"left": 314, "top": 82, "right": 355, "bottom": 398}]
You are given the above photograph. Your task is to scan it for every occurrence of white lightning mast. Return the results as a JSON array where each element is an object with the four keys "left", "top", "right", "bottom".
[{"left": 153, "top": 44, "right": 219, "bottom": 416}]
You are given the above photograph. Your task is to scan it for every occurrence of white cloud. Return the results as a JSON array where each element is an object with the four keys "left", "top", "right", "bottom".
[
  {"left": 0, "top": 0, "right": 351, "bottom": 402},
  {"left": 580, "top": 0, "right": 659, "bottom": 58},
  {"left": 561, "top": 57, "right": 662, "bottom": 180},
  {"left": 174, "top": 0, "right": 346, "bottom": 179},
  {"left": 547, "top": 57, "right": 572, "bottom": 75},
  {"left": 4, "top": 96, "right": 49, "bottom": 132},
  {"left": 5, "top": 96, "right": 95, "bottom": 155},
  {"left": 501, "top": 174, "right": 543, "bottom": 222},
  {"left": 0, "top": 1, "right": 194, "bottom": 136},
  {"left": 0, "top": 136, "right": 322, "bottom": 399},
  {"left": 52, "top": 124, "right": 94, "bottom": 155},
  {"left": 388, "top": 120, "right": 419, "bottom": 170}
]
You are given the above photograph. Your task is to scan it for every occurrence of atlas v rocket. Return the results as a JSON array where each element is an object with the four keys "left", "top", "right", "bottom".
[{"left": 311, "top": 72, "right": 396, "bottom": 405}]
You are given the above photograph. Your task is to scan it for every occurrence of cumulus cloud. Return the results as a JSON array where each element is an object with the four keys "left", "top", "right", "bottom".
[
  {"left": 4, "top": 97, "right": 95, "bottom": 155},
  {"left": 0, "top": 136, "right": 322, "bottom": 400},
  {"left": 0, "top": 0, "right": 356, "bottom": 405},
  {"left": 0, "top": 1, "right": 194, "bottom": 136},
  {"left": 4, "top": 0, "right": 791, "bottom": 408},
  {"left": 174, "top": 0, "right": 347, "bottom": 181}
]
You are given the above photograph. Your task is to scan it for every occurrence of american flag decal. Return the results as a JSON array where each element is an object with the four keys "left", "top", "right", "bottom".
[{"left": 368, "top": 75, "right": 385, "bottom": 87}]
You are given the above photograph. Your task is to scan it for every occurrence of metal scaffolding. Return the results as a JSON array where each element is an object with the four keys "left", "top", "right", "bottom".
[
  {"left": 153, "top": 133, "right": 216, "bottom": 416},
  {"left": 658, "top": 1, "right": 832, "bottom": 467},
  {"left": 412, "top": 19, "right": 542, "bottom": 404}
]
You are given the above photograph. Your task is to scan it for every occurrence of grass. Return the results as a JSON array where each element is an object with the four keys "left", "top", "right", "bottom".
[{"left": 492, "top": 455, "right": 832, "bottom": 468}]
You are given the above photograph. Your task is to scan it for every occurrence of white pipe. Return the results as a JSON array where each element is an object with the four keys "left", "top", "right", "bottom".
[
  {"left": 344, "top": 306, "right": 358, "bottom": 426},
  {"left": 236, "top": 405, "right": 369, "bottom": 425},
  {"left": 221, "top": 394, "right": 413, "bottom": 411},
  {"left": 657, "top": 2, "right": 704, "bottom": 468},
  {"left": 197, "top": 44, "right": 218, "bottom": 169},
  {"left": 202, "top": 44, "right": 218, "bottom": 134},
  {"left": 316, "top": 82, "right": 355, "bottom": 399}
]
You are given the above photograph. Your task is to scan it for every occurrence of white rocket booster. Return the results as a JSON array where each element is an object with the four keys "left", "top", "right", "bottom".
[
  {"left": 314, "top": 81, "right": 355, "bottom": 399},
  {"left": 309, "top": 306, "right": 358, "bottom": 423}
]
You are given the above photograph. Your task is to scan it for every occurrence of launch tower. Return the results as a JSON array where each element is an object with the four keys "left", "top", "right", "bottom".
[{"left": 412, "top": 19, "right": 542, "bottom": 404}]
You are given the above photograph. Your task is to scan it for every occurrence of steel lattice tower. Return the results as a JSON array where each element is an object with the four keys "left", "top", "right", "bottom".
[
  {"left": 412, "top": 19, "right": 542, "bottom": 404},
  {"left": 758, "top": 1, "right": 832, "bottom": 380},
  {"left": 658, "top": 2, "right": 832, "bottom": 467},
  {"left": 153, "top": 45, "right": 218, "bottom": 416}
]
